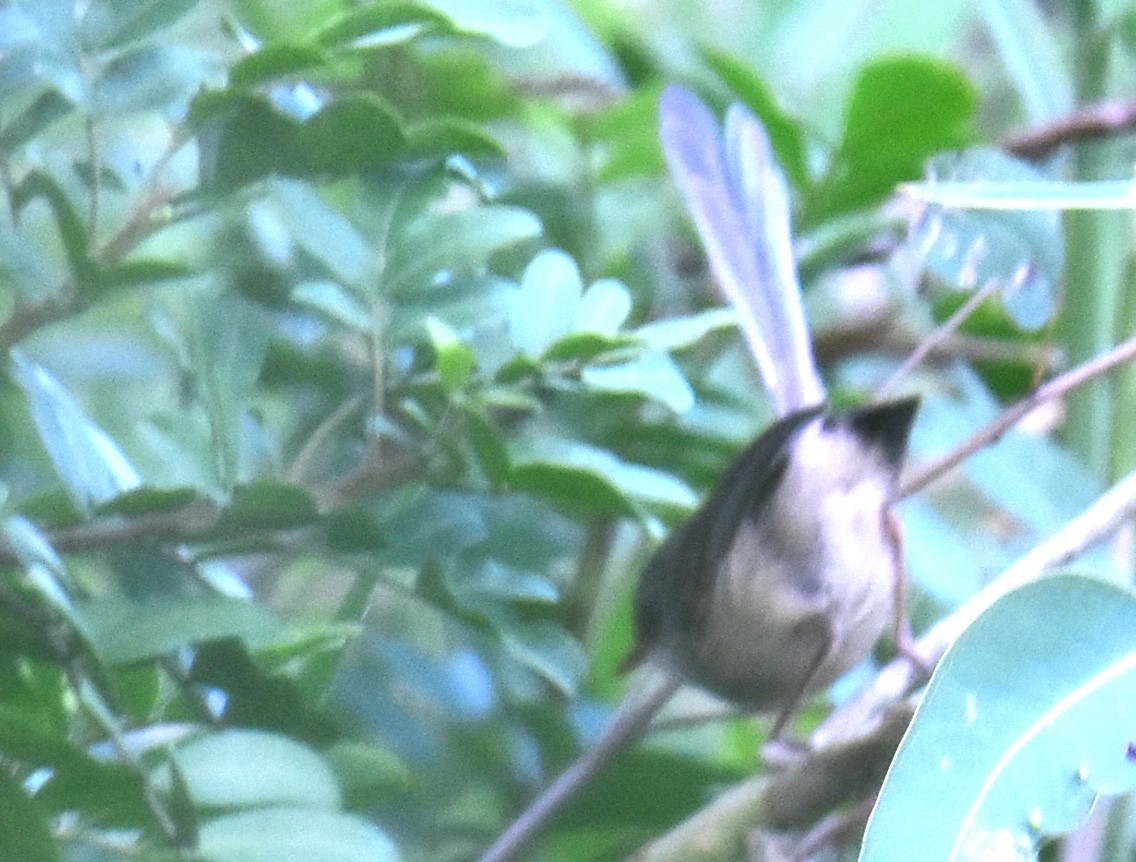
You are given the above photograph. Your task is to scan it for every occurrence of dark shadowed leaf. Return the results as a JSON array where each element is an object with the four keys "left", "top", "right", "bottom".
[{"left": 0, "top": 766, "right": 59, "bottom": 862}]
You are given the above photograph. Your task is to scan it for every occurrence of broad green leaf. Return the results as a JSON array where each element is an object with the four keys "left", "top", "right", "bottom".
[
  {"left": 509, "top": 461, "right": 632, "bottom": 515},
  {"left": 907, "top": 150, "right": 1063, "bottom": 329},
  {"left": 11, "top": 352, "right": 141, "bottom": 513},
  {"left": 271, "top": 178, "right": 375, "bottom": 288},
  {"left": 862, "top": 576, "right": 1136, "bottom": 862},
  {"left": 302, "top": 93, "right": 406, "bottom": 176},
  {"left": 218, "top": 481, "right": 320, "bottom": 532},
  {"left": 462, "top": 406, "right": 511, "bottom": 485},
  {"left": 74, "top": 596, "right": 283, "bottom": 664},
  {"left": 404, "top": 118, "right": 504, "bottom": 158},
  {"left": 812, "top": 56, "right": 976, "bottom": 219},
  {"left": 507, "top": 248, "right": 582, "bottom": 357},
  {"left": 425, "top": 316, "right": 476, "bottom": 393},
  {"left": 634, "top": 308, "right": 737, "bottom": 351},
  {"left": 198, "top": 807, "right": 400, "bottom": 862},
  {"left": 573, "top": 277, "right": 631, "bottom": 335},
  {"left": 0, "top": 766, "right": 58, "bottom": 862},
  {"left": 154, "top": 729, "right": 341, "bottom": 809},
  {"left": 230, "top": 0, "right": 343, "bottom": 42},
  {"left": 325, "top": 741, "right": 410, "bottom": 808},
  {"left": 582, "top": 351, "right": 695, "bottom": 413},
  {"left": 95, "top": 486, "right": 199, "bottom": 517},
  {"left": 229, "top": 43, "right": 328, "bottom": 89},
  {"left": 511, "top": 439, "right": 696, "bottom": 515}
]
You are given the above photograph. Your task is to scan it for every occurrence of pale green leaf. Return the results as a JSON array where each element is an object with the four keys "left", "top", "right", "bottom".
[
  {"left": 862, "top": 576, "right": 1136, "bottom": 862},
  {"left": 154, "top": 729, "right": 340, "bottom": 810},
  {"left": 198, "top": 807, "right": 400, "bottom": 862}
]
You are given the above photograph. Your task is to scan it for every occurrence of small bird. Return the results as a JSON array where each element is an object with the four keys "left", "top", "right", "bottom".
[
  {"left": 628, "top": 86, "right": 919, "bottom": 733},
  {"left": 476, "top": 85, "right": 919, "bottom": 862}
]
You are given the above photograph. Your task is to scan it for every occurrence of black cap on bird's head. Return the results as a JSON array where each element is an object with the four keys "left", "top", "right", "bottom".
[{"left": 830, "top": 396, "right": 920, "bottom": 472}]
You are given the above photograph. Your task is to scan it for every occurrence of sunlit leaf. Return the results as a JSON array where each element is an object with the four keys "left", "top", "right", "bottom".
[
  {"left": 863, "top": 576, "right": 1136, "bottom": 862},
  {"left": 582, "top": 351, "right": 695, "bottom": 413},
  {"left": 154, "top": 729, "right": 340, "bottom": 809},
  {"left": 507, "top": 248, "right": 582, "bottom": 357},
  {"left": 11, "top": 352, "right": 141, "bottom": 513},
  {"left": 198, "top": 807, "right": 400, "bottom": 862}
]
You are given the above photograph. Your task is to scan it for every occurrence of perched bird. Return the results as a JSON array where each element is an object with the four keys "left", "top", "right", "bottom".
[{"left": 476, "top": 85, "right": 919, "bottom": 862}]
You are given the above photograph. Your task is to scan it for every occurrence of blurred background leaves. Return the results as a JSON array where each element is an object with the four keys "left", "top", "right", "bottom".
[{"left": 1, "top": 0, "right": 1135, "bottom": 861}]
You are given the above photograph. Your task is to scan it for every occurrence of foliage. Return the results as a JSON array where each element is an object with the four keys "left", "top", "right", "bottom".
[{"left": 0, "top": 1, "right": 1133, "bottom": 861}]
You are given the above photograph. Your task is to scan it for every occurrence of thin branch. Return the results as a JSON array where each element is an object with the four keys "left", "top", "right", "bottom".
[
  {"left": 899, "top": 331, "right": 1136, "bottom": 499},
  {"left": 1004, "top": 99, "right": 1136, "bottom": 161},
  {"left": 875, "top": 277, "right": 1005, "bottom": 399}
]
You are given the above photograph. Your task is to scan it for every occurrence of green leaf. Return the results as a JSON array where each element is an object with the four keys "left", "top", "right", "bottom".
[
  {"left": 702, "top": 49, "right": 810, "bottom": 186},
  {"left": 186, "top": 290, "right": 272, "bottom": 489},
  {"left": 11, "top": 351, "right": 141, "bottom": 514},
  {"left": 154, "top": 729, "right": 341, "bottom": 810},
  {"left": 813, "top": 56, "right": 977, "bottom": 219},
  {"left": 862, "top": 576, "right": 1136, "bottom": 862},
  {"left": 99, "top": 258, "right": 195, "bottom": 290},
  {"left": 219, "top": 481, "right": 320, "bottom": 532},
  {"left": 193, "top": 92, "right": 304, "bottom": 191},
  {"left": 501, "top": 618, "right": 585, "bottom": 696},
  {"left": 589, "top": 84, "right": 666, "bottom": 183},
  {"left": 510, "top": 440, "right": 696, "bottom": 516},
  {"left": 581, "top": 351, "right": 695, "bottom": 413},
  {"left": 404, "top": 118, "right": 505, "bottom": 159},
  {"left": 269, "top": 179, "right": 373, "bottom": 288},
  {"left": 907, "top": 149, "right": 1063, "bottom": 329},
  {"left": 11, "top": 170, "right": 94, "bottom": 288},
  {"left": 80, "top": 0, "right": 199, "bottom": 49},
  {"left": 424, "top": 316, "right": 476, "bottom": 393},
  {"left": 302, "top": 93, "right": 407, "bottom": 176},
  {"left": 74, "top": 596, "right": 283, "bottom": 664},
  {"left": 229, "top": 43, "right": 328, "bottom": 89},
  {"left": 0, "top": 89, "right": 72, "bottom": 151},
  {"left": 95, "top": 486, "right": 200, "bottom": 517},
  {"left": 292, "top": 280, "right": 372, "bottom": 332},
  {"left": 315, "top": 3, "right": 451, "bottom": 49},
  {"left": 573, "top": 277, "right": 631, "bottom": 335},
  {"left": 462, "top": 406, "right": 511, "bottom": 485},
  {"left": 507, "top": 248, "right": 582, "bottom": 358},
  {"left": 634, "top": 308, "right": 737, "bottom": 352},
  {"left": 0, "top": 766, "right": 59, "bottom": 862},
  {"left": 325, "top": 741, "right": 410, "bottom": 808},
  {"left": 509, "top": 461, "right": 633, "bottom": 516},
  {"left": 198, "top": 807, "right": 400, "bottom": 862},
  {"left": 386, "top": 204, "right": 541, "bottom": 295}
]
